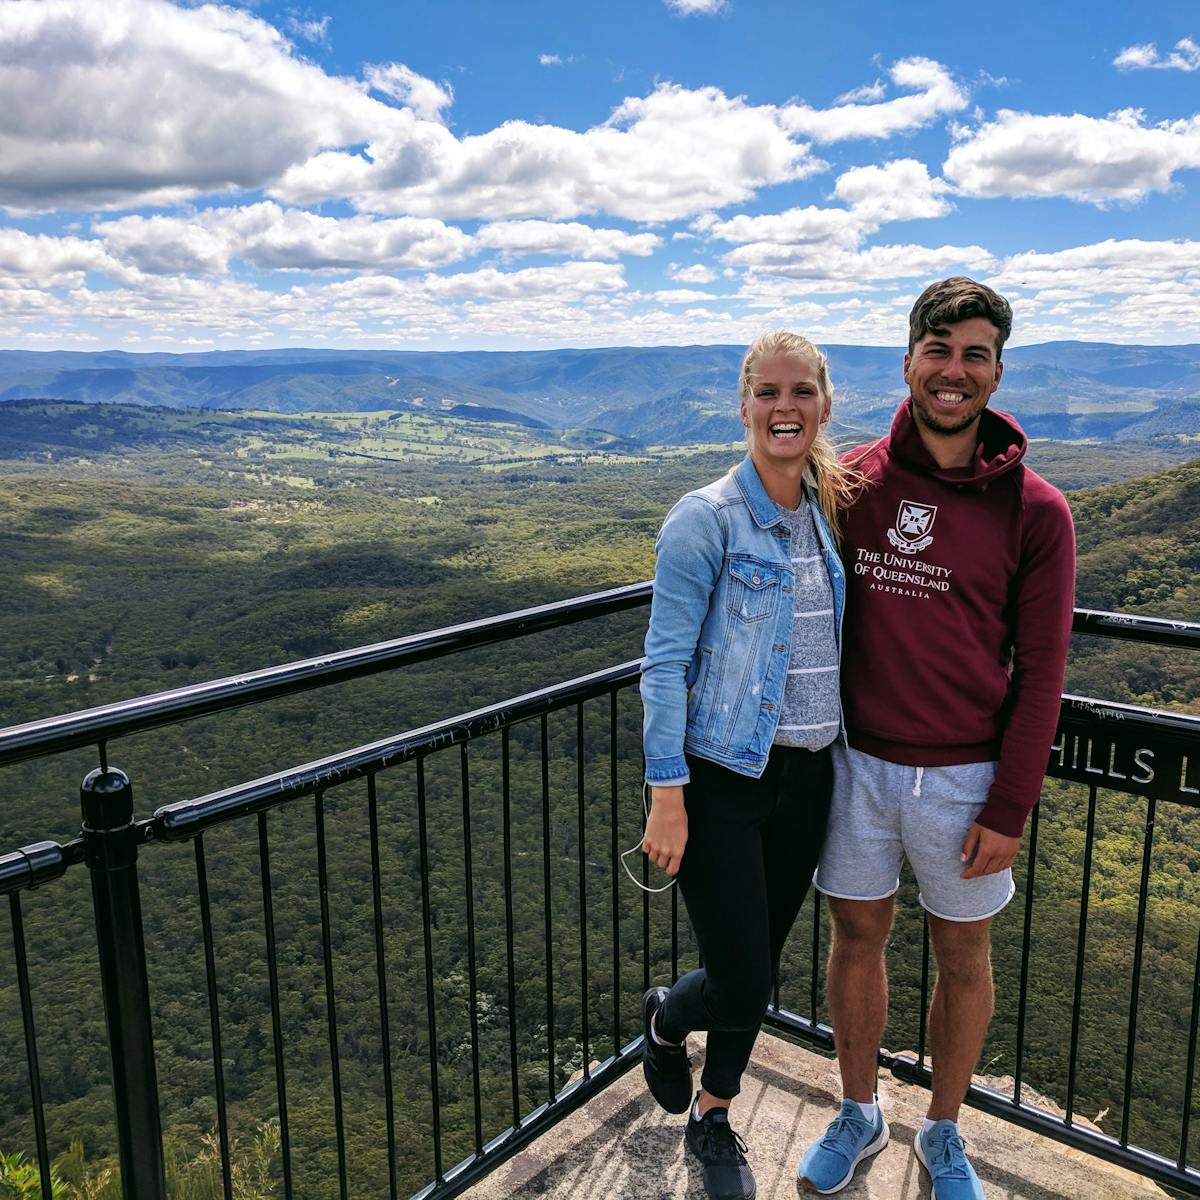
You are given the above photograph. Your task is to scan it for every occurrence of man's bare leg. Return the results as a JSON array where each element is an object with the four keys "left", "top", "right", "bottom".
[
  {"left": 925, "top": 914, "right": 994, "bottom": 1121},
  {"left": 827, "top": 896, "right": 895, "bottom": 1101}
]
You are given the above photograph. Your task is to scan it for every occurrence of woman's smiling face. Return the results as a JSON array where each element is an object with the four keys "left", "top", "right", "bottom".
[{"left": 740, "top": 351, "right": 829, "bottom": 472}]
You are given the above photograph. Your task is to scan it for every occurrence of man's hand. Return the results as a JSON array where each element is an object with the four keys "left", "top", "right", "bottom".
[
  {"left": 643, "top": 785, "right": 688, "bottom": 877},
  {"left": 960, "top": 822, "right": 1021, "bottom": 879}
]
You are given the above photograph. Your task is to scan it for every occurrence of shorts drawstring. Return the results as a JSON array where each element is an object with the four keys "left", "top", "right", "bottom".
[{"left": 913, "top": 766, "right": 924, "bottom": 798}]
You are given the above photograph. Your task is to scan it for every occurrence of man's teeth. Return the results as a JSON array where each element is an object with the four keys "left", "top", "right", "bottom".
[{"left": 935, "top": 391, "right": 965, "bottom": 405}]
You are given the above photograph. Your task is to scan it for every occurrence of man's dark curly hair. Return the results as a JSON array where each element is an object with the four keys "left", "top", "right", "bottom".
[{"left": 908, "top": 277, "right": 1013, "bottom": 358}]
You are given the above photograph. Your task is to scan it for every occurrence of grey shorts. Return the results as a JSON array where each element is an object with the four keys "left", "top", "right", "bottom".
[{"left": 814, "top": 745, "right": 1015, "bottom": 922}]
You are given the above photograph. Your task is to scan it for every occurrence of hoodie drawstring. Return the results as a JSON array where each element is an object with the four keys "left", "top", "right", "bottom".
[{"left": 913, "top": 767, "right": 924, "bottom": 798}]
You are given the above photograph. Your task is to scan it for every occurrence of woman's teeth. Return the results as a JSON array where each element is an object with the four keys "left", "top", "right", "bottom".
[{"left": 770, "top": 424, "right": 801, "bottom": 438}]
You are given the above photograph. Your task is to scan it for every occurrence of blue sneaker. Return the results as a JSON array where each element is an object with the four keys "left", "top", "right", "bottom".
[
  {"left": 797, "top": 1099, "right": 889, "bottom": 1193},
  {"left": 915, "top": 1120, "right": 984, "bottom": 1199}
]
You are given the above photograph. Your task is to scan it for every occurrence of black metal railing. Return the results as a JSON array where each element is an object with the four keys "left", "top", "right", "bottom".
[{"left": 0, "top": 586, "right": 1198, "bottom": 1200}]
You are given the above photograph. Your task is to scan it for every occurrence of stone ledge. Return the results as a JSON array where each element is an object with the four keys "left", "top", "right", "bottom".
[{"left": 461, "top": 1032, "right": 1168, "bottom": 1199}]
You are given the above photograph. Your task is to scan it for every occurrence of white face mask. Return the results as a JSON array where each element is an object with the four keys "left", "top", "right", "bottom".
[{"left": 619, "top": 781, "right": 678, "bottom": 894}]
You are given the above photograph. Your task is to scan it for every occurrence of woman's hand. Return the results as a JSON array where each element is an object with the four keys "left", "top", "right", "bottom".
[{"left": 643, "top": 785, "right": 688, "bottom": 877}]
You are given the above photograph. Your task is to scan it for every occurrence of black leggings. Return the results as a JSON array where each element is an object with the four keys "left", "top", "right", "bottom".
[{"left": 654, "top": 744, "right": 832, "bottom": 1100}]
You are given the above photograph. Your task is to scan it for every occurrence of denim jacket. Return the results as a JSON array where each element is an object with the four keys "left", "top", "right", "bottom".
[{"left": 641, "top": 455, "right": 846, "bottom": 784}]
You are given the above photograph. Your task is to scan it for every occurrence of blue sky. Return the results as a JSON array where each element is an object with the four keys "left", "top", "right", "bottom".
[{"left": 0, "top": 0, "right": 1198, "bottom": 350}]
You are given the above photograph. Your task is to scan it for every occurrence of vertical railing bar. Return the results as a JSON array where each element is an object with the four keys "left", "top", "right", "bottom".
[
  {"left": 541, "top": 714, "right": 557, "bottom": 1101},
  {"left": 416, "top": 759, "right": 445, "bottom": 1181},
  {"left": 1121, "top": 795, "right": 1157, "bottom": 1147},
  {"left": 642, "top": 800, "right": 651, "bottom": 995},
  {"left": 461, "top": 744, "right": 485, "bottom": 1151},
  {"left": 918, "top": 914, "right": 930, "bottom": 1067},
  {"left": 80, "top": 766, "right": 165, "bottom": 1200},
  {"left": 314, "top": 790, "right": 349, "bottom": 1200},
  {"left": 1013, "top": 804, "right": 1040, "bottom": 1105},
  {"left": 772, "top": 957, "right": 781, "bottom": 1014},
  {"left": 366, "top": 776, "right": 399, "bottom": 1200},
  {"left": 809, "top": 890, "right": 822, "bottom": 1025},
  {"left": 501, "top": 729, "right": 522, "bottom": 1129},
  {"left": 1178, "top": 918, "right": 1200, "bottom": 1169},
  {"left": 671, "top": 874, "right": 680, "bottom": 984},
  {"left": 1065, "top": 785, "right": 1098, "bottom": 1125},
  {"left": 256, "top": 812, "right": 293, "bottom": 1200},
  {"left": 9, "top": 893, "right": 53, "bottom": 1200},
  {"left": 195, "top": 834, "right": 233, "bottom": 1200},
  {"left": 609, "top": 692, "right": 622, "bottom": 1058},
  {"left": 576, "top": 703, "right": 591, "bottom": 1079}
]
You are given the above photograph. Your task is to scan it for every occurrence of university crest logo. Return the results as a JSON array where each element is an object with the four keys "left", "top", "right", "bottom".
[{"left": 887, "top": 500, "right": 937, "bottom": 554}]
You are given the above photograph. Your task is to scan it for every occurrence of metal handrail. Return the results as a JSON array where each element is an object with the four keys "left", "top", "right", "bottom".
[
  {"left": 1072, "top": 608, "right": 1200, "bottom": 648},
  {"left": 2, "top": 592, "right": 1199, "bottom": 1199},
  {"left": 2, "top": 591, "right": 1195, "bottom": 769},
  {"left": 0, "top": 581, "right": 653, "bottom": 767},
  {"left": 153, "top": 659, "right": 641, "bottom": 840}
]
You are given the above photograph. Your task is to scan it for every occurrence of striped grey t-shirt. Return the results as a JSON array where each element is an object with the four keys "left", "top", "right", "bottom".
[{"left": 773, "top": 499, "right": 840, "bottom": 750}]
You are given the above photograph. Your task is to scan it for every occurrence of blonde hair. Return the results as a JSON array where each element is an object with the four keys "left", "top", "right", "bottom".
[{"left": 739, "top": 331, "right": 864, "bottom": 541}]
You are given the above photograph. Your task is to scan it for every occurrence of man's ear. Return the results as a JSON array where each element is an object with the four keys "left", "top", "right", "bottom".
[{"left": 902, "top": 351, "right": 912, "bottom": 386}]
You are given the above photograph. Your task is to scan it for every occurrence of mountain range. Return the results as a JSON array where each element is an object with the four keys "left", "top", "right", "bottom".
[{"left": 1, "top": 341, "right": 1197, "bottom": 443}]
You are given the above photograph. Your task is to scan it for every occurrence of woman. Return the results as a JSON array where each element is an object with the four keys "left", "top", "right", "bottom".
[{"left": 638, "top": 331, "right": 857, "bottom": 1200}]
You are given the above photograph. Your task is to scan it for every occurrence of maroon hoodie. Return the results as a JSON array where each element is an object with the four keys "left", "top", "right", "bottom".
[{"left": 840, "top": 400, "right": 1076, "bottom": 836}]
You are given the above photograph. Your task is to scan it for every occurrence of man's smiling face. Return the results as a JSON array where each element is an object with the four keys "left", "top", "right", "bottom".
[{"left": 903, "top": 316, "right": 1004, "bottom": 440}]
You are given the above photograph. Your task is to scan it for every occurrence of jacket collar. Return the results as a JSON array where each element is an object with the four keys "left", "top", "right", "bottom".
[{"left": 733, "top": 454, "right": 804, "bottom": 528}]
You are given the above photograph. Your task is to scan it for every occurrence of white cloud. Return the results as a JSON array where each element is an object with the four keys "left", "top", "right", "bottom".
[
  {"left": 834, "top": 80, "right": 886, "bottom": 105},
  {"left": 474, "top": 220, "right": 660, "bottom": 260},
  {"left": 0, "top": 8, "right": 968, "bottom": 229},
  {"left": 0, "top": 228, "right": 118, "bottom": 286},
  {"left": 645, "top": 288, "right": 720, "bottom": 302},
  {"left": 943, "top": 108, "right": 1200, "bottom": 202},
  {"left": 0, "top": 0, "right": 392, "bottom": 213},
  {"left": 664, "top": 0, "right": 727, "bottom": 14},
  {"left": 703, "top": 160, "right": 951, "bottom": 262},
  {"left": 539, "top": 53, "right": 562, "bottom": 65},
  {"left": 730, "top": 241, "right": 995, "bottom": 284},
  {"left": 996, "top": 237, "right": 1200, "bottom": 292},
  {"left": 421, "top": 261, "right": 626, "bottom": 300},
  {"left": 832, "top": 159, "right": 952, "bottom": 224},
  {"left": 364, "top": 62, "right": 455, "bottom": 124},
  {"left": 1114, "top": 37, "right": 1200, "bottom": 72},
  {"left": 781, "top": 57, "right": 968, "bottom": 143},
  {"left": 285, "top": 14, "right": 330, "bottom": 46},
  {"left": 274, "top": 82, "right": 827, "bottom": 222},
  {"left": 705, "top": 205, "right": 862, "bottom": 250},
  {"left": 668, "top": 263, "right": 716, "bottom": 283},
  {"left": 94, "top": 203, "right": 474, "bottom": 273},
  {"left": 11, "top": 236, "right": 1200, "bottom": 348}
]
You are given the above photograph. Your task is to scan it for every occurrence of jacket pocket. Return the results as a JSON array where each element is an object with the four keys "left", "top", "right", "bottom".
[{"left": 723, "top": 557, "right": 782, "bottom": 624}]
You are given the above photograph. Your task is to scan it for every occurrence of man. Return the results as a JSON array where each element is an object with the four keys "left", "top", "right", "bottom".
[{"left": 798, "top": 278, "right": 1076, "bottom": 1198}]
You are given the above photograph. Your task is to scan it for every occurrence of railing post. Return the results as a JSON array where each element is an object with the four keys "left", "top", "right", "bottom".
[{"left": 80, "top": 767, "right": 166, "bottom": 1200}]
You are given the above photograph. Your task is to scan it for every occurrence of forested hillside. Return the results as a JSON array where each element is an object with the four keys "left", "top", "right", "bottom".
[{"left": 0, "top": 406, "right": 1196, "bottom": 1197}]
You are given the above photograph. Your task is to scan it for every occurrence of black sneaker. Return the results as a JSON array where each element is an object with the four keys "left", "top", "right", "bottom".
[
  {"left": 685, "top": 1102, "right": 756, "bottom": 1200},
  {"left": 641, "top": 987, "right": 692, "bottom": 1113}
]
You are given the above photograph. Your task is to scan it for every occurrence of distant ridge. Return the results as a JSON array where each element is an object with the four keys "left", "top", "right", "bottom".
[{"left": 1, "top": 340, "right": 1197, "bottom": 443}]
